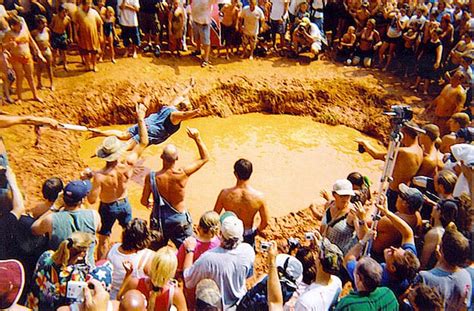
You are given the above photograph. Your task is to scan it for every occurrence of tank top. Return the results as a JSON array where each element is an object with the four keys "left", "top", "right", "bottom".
[
  {"left": 137, "top": 278, "right": 175, "bottom": 311},
  {"left": 51, "top": 209, "right": 96, "bottom": 265},
  {"left": 35, "top": 28, "right": 49, "bottom": 45}
]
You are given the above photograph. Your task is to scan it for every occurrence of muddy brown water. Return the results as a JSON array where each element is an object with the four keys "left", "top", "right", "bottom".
[{"left": 78, "top": 113, "right": 383, "bottom": 239}]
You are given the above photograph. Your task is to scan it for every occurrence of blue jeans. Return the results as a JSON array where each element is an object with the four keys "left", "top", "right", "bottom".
[
  {"left": 193, "top": 22, "right": 211, "bottom": 46},
  {"left": 98, "top": 198, "right": 132, "bottom": 236}
]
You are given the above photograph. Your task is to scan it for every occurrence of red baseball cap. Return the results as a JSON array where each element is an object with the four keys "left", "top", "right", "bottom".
[{"left": 0, "top": 259, "right": 25, "bottom": 309}]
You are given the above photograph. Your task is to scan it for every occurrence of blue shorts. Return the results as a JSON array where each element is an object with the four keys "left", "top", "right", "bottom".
[
  {"left": 121, "top": 25, "right": 141, "bottom": 47},
  {"left": 98, "top": 198, "right": 132, "bottom": 236},
  {"left": 193, "top": 22, "right": 211, "bottom": 46},
  {"left": 270, "top": 19, "right": 286, "bottom": 35},
  {"left": 127, "top": 106, "right": 179, "bottom": 145}
]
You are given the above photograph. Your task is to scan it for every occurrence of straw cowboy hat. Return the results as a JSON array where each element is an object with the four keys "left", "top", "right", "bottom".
[{"left": 96, "top": 137, "right": 127, "bottom": 162}]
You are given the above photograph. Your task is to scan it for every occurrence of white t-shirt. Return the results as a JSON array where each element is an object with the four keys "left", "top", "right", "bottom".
[
  {"left": 288, "top": 0, "right": 305, "bottom": 16},
  {"left": 408, "top": 15, "right": 426, "bottom": 30},
  {"left": 117, "top": 0, "right": 140, "bottom": 27},
  {"left": 387, "top": 15, "right": 409, "bottom": 38},
  {"left": 241, "top": 6, "right": 265, "bottom": 36},
  {"left": 107, "top": 244, "right": 154, "bottom": 299},
  {"left": 270, "top": 0, "right": 288, "bottom": 21},
  {"left": 294, "top": 275, "right": 342, "bottom": 311},
  {"left": 183, "top": 243, "right": 255, "bottom": 309},
  {"left": 191, "top": 0, "right": 214, "bottom": 25}
]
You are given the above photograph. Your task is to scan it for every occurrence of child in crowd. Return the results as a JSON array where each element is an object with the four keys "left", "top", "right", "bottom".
[
  {"left": 0, "top": 43, "right": 13, "bottom": 104},
  {"left": 50, "top": 4, "right": 72, "bottom": 71},
  {"left": 168, "top": 0, "right": 185, "bottom": 57},
  {"left": 32, "top": 15, "right": 54, "bottom": 90},
  {"left": 102, "top": 6, "right": 117, "bottom": 63},
  {"left": 336, "top": 25, "right": 356, "bottom": 64}
]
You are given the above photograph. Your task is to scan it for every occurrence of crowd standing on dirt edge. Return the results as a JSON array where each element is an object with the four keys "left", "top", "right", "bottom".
[{"left": 1, "top": 0, "right": 474, "bottom": 310}]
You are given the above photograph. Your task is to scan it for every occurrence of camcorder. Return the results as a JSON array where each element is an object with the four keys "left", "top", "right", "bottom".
[
  {"left": 412, "top": 176, "right": 440, "bottom": 202},
  {"left": 260, "top": 241, "right": 271, "bottom": 252}
]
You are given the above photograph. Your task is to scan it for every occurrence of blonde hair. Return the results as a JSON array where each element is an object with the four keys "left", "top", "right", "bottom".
[
  {"left": 148, "top": 247, "right": 178, "bottom": 311},
  {"left": 199, "top": 211, "right": 220, "bottom": 236},
  {"left": 106, "top": 6, "right": 115, "bottom": 15},
  {"left": 52, "top": 232, "right": 95, "bottom": 268}
]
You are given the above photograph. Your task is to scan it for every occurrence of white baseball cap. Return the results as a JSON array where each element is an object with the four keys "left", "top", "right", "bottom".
[
  {"left": 451, "top": 143, "right": 474, "bottom": 167},
  {"left": 220, "top": 215, "right": 244, "bottom": 240},
  {"left": 332, "top": 179, "right": 355, "bottom": 196}
]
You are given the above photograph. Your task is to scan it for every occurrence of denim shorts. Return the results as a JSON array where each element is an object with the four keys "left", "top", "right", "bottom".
[
  {"left": 193, "top": 22, "right": 211, "bottom": 46},
  {"left": 98, "top": 198, "right": 132, "bottom": 236},
  {"left": 121, "top": 25, "right": 141, "bottom": 47},
  {"left": 0, "top": 152, "right": 9, "bottom": 192}
]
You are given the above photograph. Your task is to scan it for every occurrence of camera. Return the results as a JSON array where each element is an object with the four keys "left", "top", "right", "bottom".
[
  {"left": 260, "top": 241, "right": 271, "bottom": 252},
  {"left": 66, "top": 281, "right": 88, "bottom": 302},
  {"left": 383, "top": 105, "right": 413, "bottom": 125},
  {"left": 455, "top": 127, "right": 474, "bottom": 143},
  {"left": 305, "top": 232, "right": 315, "bottom": 241}
]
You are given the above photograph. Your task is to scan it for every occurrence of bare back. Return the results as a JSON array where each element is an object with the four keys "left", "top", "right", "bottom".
[
  {"left": 390, "top": 145, "right": 423, "bottom": 191},
  {"left": 95, "top": 160, "right": 133, "bottom": 203},
  {"left": 155, "top": 168, "right": 189, "bottom": 212},
  {"left": 417, "top": 148, "right": 442, "bottom": 178},
  {"left": 434, "top": 84, "right": 466, "bottom": 117},
  {"left": 215, "top": 186, "right": 265, "bottom": 230}
]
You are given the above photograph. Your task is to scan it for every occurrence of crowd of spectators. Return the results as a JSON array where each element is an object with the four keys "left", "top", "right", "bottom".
[{"left": 1, "top": 0, "right": 474, "bottom": 310}]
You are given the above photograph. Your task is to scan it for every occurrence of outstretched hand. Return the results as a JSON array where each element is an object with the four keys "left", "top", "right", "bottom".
[
  {"left": 320, "top": 189, "right": 330, "bottom": 201},
  {"left": 186, "top": 127, "right": 200, "bottom": 140}
]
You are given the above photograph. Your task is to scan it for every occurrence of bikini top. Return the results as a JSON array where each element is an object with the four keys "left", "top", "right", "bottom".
[
  {"left": 35, "top": 29, "right": 49, "bottom": 44},
  {"left": 361, "top": 29, "right": 375, "bottom": 42}
]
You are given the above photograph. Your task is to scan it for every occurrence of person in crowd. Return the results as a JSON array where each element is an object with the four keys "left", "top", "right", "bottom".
[
  {"left": 49, "top": 4, "right": 72, "bottom": 71},
  {"left": 291, "top": 16, "right": 324, "bottom": 59},
  {"left": 29, "top": 177, "right": 63, "bottom": 218},
  {"left": 176, "top": 211, "right": 220, "bottom": 309},
  {"left": 26, "top": 232, "right": 113, "bottom": 310},
  {"left": 445, "top": 32, "right": 474, "bottom": 73},
  {"left": 347, "top": 171, "right": 371, "bottom": 205},
  {"left": 450, "top": 143, "right": 474, "bottom": 198},
  {"left": 220, "top": 0, "right": 239, "bottom": 59},
  {"left": 138, "top": 0, "right": 160, "bottom": 54},
  {"left": 372, "top": 183, "right": 422, "bottom": 264},
  {"left": 118, "top": 289, "right": 148, "bottom": 311},
  {"left": 168, "top": 0, "right": 185, "bottom": 57},
  {"left": 101, "top": 6, "right": 117, "bottom": 63},
  {"left": 378, "top": 8, "right": 408, "bottom": 72},
  {"left": 351, "top": 18, "right": 381, "bottom": 67},
  {"left": 400, "top": 26, "right": 418, "bottom": 78},
  {"left": 0, "top": 37, "right": 14, "bottom": 104},
  {"left": 239, "top": 0, "right": 265, "bottom": 60},
  {"left": 346, "top": 195, "right": 420, "bottom": 298},
  {"left": 0, "top": 259, "right": 29, "bottom": 311},
  {"left": 183, "top": 213, "right": 255, "bottom": 309},
  {"left": 356, "top": 122, "right": 423, "bottom": 212},
  {"left": 269, "top": 0, "right": 288, "bottom": 52},
  {"left": 417, "top": 124, "right": 443, "bottom": 177},
  {"left": 118, "top": 246, "right": 187, "bottom": 310},
  {"left": 420, "top": 223, "right": 472, "bottom": 311},
  {"left": 118, "top": 0, "right": 140, "bottom": 58},
  {"left": 73, "top": 0, "right": 103, "bottom": 72},
  {"left": 191, "top": 0, "right": 216, "bottom": 67},
  {"left": 195, "top": 278, "right": 222, "bottom": 310},
  {"left": 440, "top": 14, "right": 455, "bottom": 64},
  {"left": 3, "top": 14, "right": 44, "bottom": 103},
  {"left": 315, "top": 179, "right": 356, "bottom": 254},
  {"left": 295, "top": 238, "right": 343, "bottom": 310},
  {"left": 214, "top": 158, "right": 270, "bottom": 246},
  {"left": 284, "top": 246, "right": 316, "bottom": 309},
  {"left": 31, "top": 179, "right": 101, "bottom": 265},
  {"left": 420, "top": 199, "right": 459, "bottom": 269},
  {"left": 404, "top": 283, "right": 444, "bottom": 311},
  {"left": 86, "top": 101, "right": 148, "bottom": 259},
  {"left": 336, "top": 25, "right": 356, "bottom": 64},
  {"left": 413, "top": 28, "right": 443, "bottom": 95},
  {"left": 434, "top": 170, "right": 457, "bottom": 200},
  {"left": 141, "top": 127, "right": 209, "bottom": 248},
  {"left": 91, "top": 78, "right": 198, "bottom": 149},
  {"left": 337, "top": 256, "right": 399, "bottom": 311},
  {"left": 107, "top": 218, "right": 155, "bottom": 299},
  {"left": 430, "top": 70, "right": 467, "bottom": 135},
  {"left": 31, "top": 14, "right": 53, "bottom": 90},
  {"left": 439, "top": 112, "right": 471, "bottom": 153}
]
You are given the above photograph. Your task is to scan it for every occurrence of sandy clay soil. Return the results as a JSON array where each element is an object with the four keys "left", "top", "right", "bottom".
[{"left": 1, "top": 52, "right": 432, "bottom": 277}]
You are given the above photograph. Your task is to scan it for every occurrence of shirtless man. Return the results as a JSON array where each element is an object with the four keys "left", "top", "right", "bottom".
[
  {"left": 416, "top": 124, "right": 443, "bottom": 177},
  {"left": 50, "top": 4, "right": 72, "bottom": 71},
  {"left": 439, "top": 112, "right": 470, "bottom": 153},
  {"left": 92, "top": 78, "right": 199, "bottom": 149},
  {"left": 430, "top": 71, "right": 467, "bottom": 135},
  {"left": 140, "top": 127, "right": 209, "bottom": 248},
  {"left": 356, "top": 122, "right": 423, "bottom": 212},
  {"left": 86, "top": 98, "right": 148, "bottom": 259},
  {"left": 214, "top": 158, "right": 270, "bottom": 246},
  {"left": 220, "top": 0, "right": 240, "bottom": 59}
]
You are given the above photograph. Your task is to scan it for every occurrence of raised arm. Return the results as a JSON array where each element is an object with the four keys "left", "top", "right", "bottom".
[
  {"left": 183, "top": 128, "right": 209, "bottom": 176},
  {"left": 267, "top": 241, "right": 283, "bottom": 311},
  {"left": 377, "top": 196, "right": 414, "bottom": 245},
  {"left": 127, "top": 101, "right": 149, "bottom": 164},
  {"left": 213, "top": 189, "right": 225, "bottom": 214},
  {"left": 169, "top": 109, "right": 200, "bottom": 125}
]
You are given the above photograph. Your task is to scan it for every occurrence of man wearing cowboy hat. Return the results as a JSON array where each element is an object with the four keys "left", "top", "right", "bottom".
[{"left": 86, "top": 101, "right": 149, "bottom": 259}]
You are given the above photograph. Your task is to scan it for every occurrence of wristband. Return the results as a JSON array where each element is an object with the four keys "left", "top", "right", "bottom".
[{"left": 185, "top": 248, "right": 195, "bottom": 254}]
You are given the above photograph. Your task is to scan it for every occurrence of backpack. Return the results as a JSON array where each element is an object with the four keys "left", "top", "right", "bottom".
[{"left": 237, "top": 275, "right": 297, "bottom": 311}]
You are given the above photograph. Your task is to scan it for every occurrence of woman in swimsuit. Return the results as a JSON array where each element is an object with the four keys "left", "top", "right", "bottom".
[
  {"left": 413, "top": 27, "right": 443, "bottom": 95},
  {"left": 32, "top": 15, "right": 54, "bottom": 90},
  {"left": 352, "top": 18, "right": 381, "bottom": 67},
  {"left": 101, "top": 6, "right": 117, "bottom": 63},
  {"left": 3, "top": 15, "right": 44, "bottom": 103},
  {"left": 168, "top": 0, "right": 185, "bottom": 57}
]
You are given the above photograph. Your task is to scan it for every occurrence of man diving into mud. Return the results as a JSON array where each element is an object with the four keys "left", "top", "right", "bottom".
[{"left": 91, "top": 78, "right": 200, "bottom": 149}]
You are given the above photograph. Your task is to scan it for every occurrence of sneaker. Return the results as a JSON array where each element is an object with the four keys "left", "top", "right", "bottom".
[
  {"left": 201, "top": 61, "right": 208, "bottom": 67},
  {"left": 154, "top": 45, "right": 161, "bottom": 57},
  {"left": 143, "top": 44, "right": 153, "bottom": 53},
  {"left": 132, "top": 51, "right": 138, "bottom": 59},
  {"left": 111, "top": 58, "right": 117, "bottom": 64}
]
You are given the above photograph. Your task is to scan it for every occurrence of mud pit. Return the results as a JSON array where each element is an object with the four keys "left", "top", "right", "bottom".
[{"left": 1, "top": 55, "right": 428, "bottom": 275}]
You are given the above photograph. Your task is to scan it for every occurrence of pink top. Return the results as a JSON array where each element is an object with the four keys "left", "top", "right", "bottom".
[{"left": 176, "top": 236, "right": 220, "bottom": 271}]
